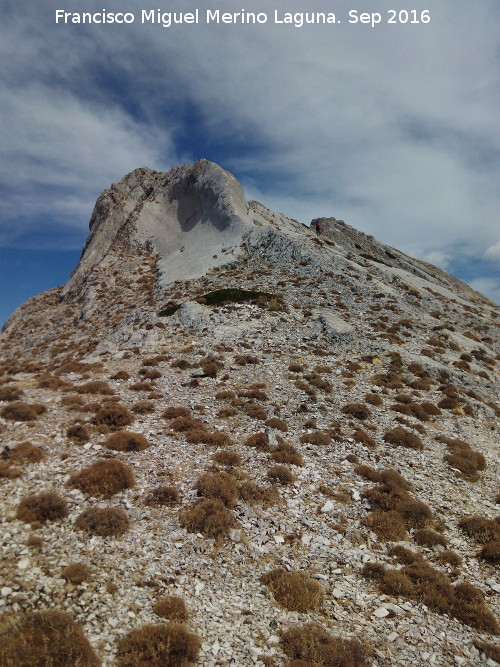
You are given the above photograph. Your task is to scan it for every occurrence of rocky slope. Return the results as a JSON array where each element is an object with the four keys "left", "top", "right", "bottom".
[{"left": 0, "top": 160, "right": 499, "bottom": 666}]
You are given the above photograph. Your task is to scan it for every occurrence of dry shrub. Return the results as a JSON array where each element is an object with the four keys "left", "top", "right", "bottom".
[
  {"left": 351, "top": 429, "right": 376, "bottom": 448},
  {"left": 180, "top": 498, "right": 235, "bottom": 538},
  {"left": 184, "top": 430, "right": 232, "bottom": 447},
  {"left": 473, "top": 640, "right": 500, "bottom": 664},
  {"left": 413, "top": 529, "right": 448, "bottom": 547},
  {"left": 103, "top": 431, "right": 149, "bottom": 452},
  {"left": 212, "top": 450, "right": 242, "bottom": 467},
  {"left": 281, "top": 623, "right": 369, "bottom": 667},
  {"left": 390, "top": 402, "right": 431, "bottom": 422},
  {"left": 37, "top": 374, "right": 68, "bottom": 390},
  {"left": 140, "top": 369, "right": 162, "bottom": 380},
  {"left": 438, "top": 436, "right": 487, "bottom": 481},
  {"left": 458, "top": 516, "right": 500, "bottom": 544},
  {"left": 10, "top": 441, "right": 45, "bottom": 463},
  {"left": 170, "top": 416, "right": 205, "bottom": 432},
  {"left": 93, "top": 403, "right": 133, "bottom": 430},
  {"left": 305, "top": 373, "right": 332, "bottom": 393},
  {"left": 420, "top": 402, "right": 442, "bottom": 416},
  {"left": 244, "top": 403, "right": 269, "bottom": 421},
  {"left": 268, "top": 465, "right": 294, "bottom": 485},
  {"left": 383, "top": 427, "right": 423, "bottom": 450},
  {"left": 397, "top": 500, "right": 433, "bottom": 529},
  {"left": 387, "top": 546, "right": 423, "bottom": 565},
  {"left": 371, "top": 372, "right": 405, "bottom": 389},
  {"left": 379, "top": 469, "right": 412, "bottom": 490},
  {"left": 61, "top": 395, "right": 85, "bottom": 409},
  {"left": 16, "top": 492, "right": 68, "bottom": 523},
  {"left": 361, "top": 562, "right": 386, "bottom": 581},
  {"left": 261, "top": 570, "right": 324, "bottom": 612},
  {"left": 76, "top": 380, "right": 114, "bottom": 395},
  {"left": 162, "top": 406, "right": 191, "bottom": 419},
  {"left": 152, "top": 596, "right": 189, "bottom": 622},
  {"left": 0, "top": 385, "right": 24, "bottom": 401},
  {"left": 436, "top": 550, "right": 462, "bottom": 568},
  {"left": 1, "top": 401, "right": 46, "bottom": 421},
  {"left": 363, "top": 510, "right": 408, "bottom": 542},
  {"left": 238, "top": 481, "right": 279, "bottom": 507},
  {"left": 67, "top": 424, "right": 90, "bottom": 444},
  {"left": 129, "top": 381, "right": 156, "bottom": 391},
  {"left": 195, "top": 472, "right": 238, "bottom": 506},
  {"left": 300, "top": 430, "right": 331, "bottom": 446},
  {"left": 0, "top": 462, "right": 21, "bottom": 478},
  {"left": 69, "top": 459, "right": 135, "bottom": 497},
  {"left": 342, "top": 403, "right": 371, "bottom": 420},
  {"left": 245, "top": 432, "right": 270, "bottom": 451},
  {"left": 271, "top": 441, "right": 304, "bottom": 466},
  {"left": 288, "top": 363, "right": 304, "bottom": 372},
  {"left": 110, "top": 370, "right": 131, "bottom": 380},
  {"left": 62, "top": 562, "right": 91, "bottom": 584},
  {"left": 479, "top": 540, "right": 500, "bottom": 564},
  {"left": 235, "top": 354, "right": 260, "bottom": 365},
  {"left": 115, "top": 623, "right": 201, "bottom": 667},
  {"left": 355, "top": 465, "right": 382, "bottom": 482},
  {"left": 217, "top": 407, "right": 238, "bottom": 418},
  {"left": 26, "top": 535, "right": 44, "bottom": 548},
  {"left": 132, "top": 400, "right": 155, "bottom": 414},
  {"left": 76, "top": 507, "right": 130, "bottom": 537},
  {"left": 365, "top": 393, "right": 383, "bottom": 406},
  {"left": 265, "top": 417, "right": 288, "bottom": 431},
  {"left": 145, "top": 485, "right": 180, "bottom": 506},
  {"left": 0, "top": 609, "right": 99, "bottom": 666}
]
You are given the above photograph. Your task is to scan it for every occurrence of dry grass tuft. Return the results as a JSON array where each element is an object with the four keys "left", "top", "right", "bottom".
[
  {"left": 69, "top": 459, "right": 135, "bottom": 497},
  {"left": 0, "top": 609, "right": 99, "bottom": 666},
  {"left": 341, "top": 403, "right": 371, "bottom": 420},
  {"left": 413, "top": 529, "right": 448, "bottom": 548},
  {"left": 195, "top": 472, "right": 239, "bottom": 507},
  {"left": 212, "top": 450, "right": 242, "bottom": 467},
  {"left": 281, "top": 622, "right": 369, "bottom": 667},
  {"left": 115, "top": 623, "right": 201, "bottom": 667},
  {"left": 93, "top": 403, "right": 134, "bottom": 430},
  {"left": 62, "top": 562, "right": 91, "bottom": 584},
  {"left": 267, "top": 465, "right": 295, "bottom": 485},
  {"left": 271, "top": 441, "right": 304, "bottom": 466},
  {"left": 383, "top": 427, "right": 424, "bottom": 450},
  {"left": 170, "top": 416, "right": 205, "bottom": 432},
  {"left": 458, "top": 515, "right": 500, "bottom": 544},
  {"left": 180, "top": 498, "right": 235, "bottom": 538},
  {"left": 162, "top": 406, "right": 191, "bottom": 419},
  {"left": 479, "top": 540, "right": 500, "bottom": 564},
  {"left": 16, "top": 492, "right": 68, "bottom": 524},
  {"left": 66, "top": 424, "right": 91, "bottom": 444},
  {"left": 10, "top": 441, "right": 45, "bottom": 463},
  {"left": 363, "top": 510, "right": 408, "bottom": 542},
  {"left": 265, "top": 417, "right": 289, "bottom": 431},
  {"left": 152, "top": 596, "right": 189, "bottom": 622},
  {"left": 351, "top": 429, "right": 377, "bottom": 448},
  {"left": 103, "top": 431, "right": 150, "bottom": 452},
  {"left": 76, "top": 507, "right": 130, "bottom": 537},
  {"left": 300, "top": 430, "right": 332, "bottom": 446},
  {"left": 76, "top": 380, "right": 114, "bottom": 395},
  {"left": 245, "top": 432, "right": 270, "bottom": 451},
  {"left": 144, "top": 485, "right": 180, "bottom": 506},
  {"left": 261, "top": 569, "right": 324, "bottom": 612},
  {"left": 238, "top": 481, "right": 279, "bottom": 507},
  {"left": 1, "top": 401, "right": 46, "bottom": 422}
]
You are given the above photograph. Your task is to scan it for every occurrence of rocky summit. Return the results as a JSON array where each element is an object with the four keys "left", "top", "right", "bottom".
[{"left": 0, "top": 159, "right": 499, "bottom": 667}]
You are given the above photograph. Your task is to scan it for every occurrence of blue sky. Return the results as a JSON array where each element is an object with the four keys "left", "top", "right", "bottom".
[{"left": 1, "top": 0, "right": 499, "bottom": 326}]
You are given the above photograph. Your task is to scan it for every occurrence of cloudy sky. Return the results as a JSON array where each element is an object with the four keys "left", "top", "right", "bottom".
[{"left": 1, "top": 0, "right": 499, "bottom": 325}]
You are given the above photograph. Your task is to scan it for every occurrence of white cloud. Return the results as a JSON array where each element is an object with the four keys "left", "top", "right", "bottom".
[{"left": 484, "top": 241, "right": 500, "bottom": 260}]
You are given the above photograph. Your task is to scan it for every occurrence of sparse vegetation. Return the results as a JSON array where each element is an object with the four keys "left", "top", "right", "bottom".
[
  {"left": 144, "top": 485, "right": 180, "bottom": 506},
  {"left": 69, "top": 459, "right": 135, "bottom": 497},
  {"left": 180, "top": 498, "right": 235, "bottom": 538},
  {"left": 1, "top": 401, "right": 46, "bottom": 422},
  {"left": 115, "top": 623, "right": 201, "bottom": 666},
  {"left": 261, "top": 569, "right": 324, "bottom": 612},
  {"left": 76, "top": 507, "right": 130, "bottom": 537},
  {"left": 16, "top": 492, "right": 68, "bottom": 524},
  {"left": 62, "top": 562, "right": 91, "bottom": 584},
  {"left": 152, "top": 596, "right": 189, "bottom": 622},
  {"left": 103, "top": 430, "right": 150, "bottom": 452},
  {"left": 280, "top": 622, "right": 369, "bottom": 667},
  {"left": 383, "top": 427, "right": 424, "bottom": 450}
]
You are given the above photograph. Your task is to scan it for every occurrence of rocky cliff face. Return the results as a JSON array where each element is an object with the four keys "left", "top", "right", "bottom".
[{"left": 0, "top": 161, "right": 498, "bottom": 667}]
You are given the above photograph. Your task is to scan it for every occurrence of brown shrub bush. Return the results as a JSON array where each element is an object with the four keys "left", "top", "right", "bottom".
[
  {"left": 268, "top": 465, "right": 294, "bottom": 485},
  {"left": 76, "top": 381, "right": 114, "bottom": 395},
  {"left": 458, "top": 516, "right": 500, "bottom": 544},
  {"left": 129, "top": 381, "right": 156, "bottom": 391},
  {"left": 170, "top": 416, "right": 205, "bottom": 432},
  {"left": 383, "top": 427, "right": 424, "bottom": 450},
  {"left": 288, "top": 363, "right": 304, "bottom": 372},
  {"left": 363, "top": 510, "right": 408, "bottom": 542},
  {"left": 0, "top": 609, "right": 99, "bottom": 666},
  {"left": 235, "top": 354, "right": 260, "bottom": 365},
  {"left": 103, "top": 431, "right": 149, "bottom": 452},
  {"left": 300, "top": 430, "right": 331, "bottom": 446},
  {"left": 365, "top": 393, "right": 383, "bottom": 406},
  {"left": 342, "top": 403, "right": 371, "bottom": 420},
  {"left": 0, "top": 385, "right": 24, "bottom": 401},
  {"left": 1, "top": 401, "right": 46, "bottom": 421},
  {"left": 152, "top": 596, "right": 189, "bottom": 622},
  {"left": 67, "top": 424, "right": 90, "bottom": 444},
  {"left": 281, "top": 622, "right": 369, "bottom": 667},
  {"left": 396, "top": 500, "right": 433, "bottom": 529},
  {"left": 436, "top": 550, "right": 462, "bottom": 568},
  {"left": 184, "top": 429, "right": 232, "bottom": 447},
  {"left": 16, "top": 492, "right": 68, "bottom": 524},
  {"left": 413, "top": 529, "right": 448, "bottom": 547},
  {"left": 261, "top": 569, "right": 324, "bottom": 612},
  {"left": 93, "top": 403, "right": 133, "bottom": 430},
  {"left": 110, "top": 370, "right": 131, "bottom": 380},
  {"left": 305, "top": 373, "right": 332, "bottom": 393},
  {"left": 10, "top": 441, "right": 45, "bottom": 463},
  {"left": 271, "top": 441, "right": 304, "bottom": 466},
  {"left": 115, "top": 623, "right": 201, "bottom": 667},
  {"left": 387, "top": 545, "right": 423, "bottom": 565},
  {"left": 132, "top": 400, "right": 156, "bottom": 414},
  {"left": 144, "top": 485, "right": 180, "bottom": 506},
  {"left": 62, "top": 562, "right": 91, "bottom": 584},
  {"left": 75, "top": 507, "right": 130, "bottom": 537},
  {"left": 162, "top": 406, "right": 191, "bottom": 419},
  {"left": 0, "top": 462, "right": 22, "bottom": 478},
  {"left": 69, "top": 459, "right": 135, "bottom": 497},
  {"left": 245, "top": 432, "right": 270, "bottom": 451},
  {"left": 238, "top": 481, "right": 279, "bottom": 507},
  {"left": 351, "top": 429, "right": 377, "bottom": 448},
  {"left": 195, "top": 472, "right": 238, "bottom": 507},
  {"left": 244, "top": 403, "right": 269, "bottom": 421},
  {"left": 265, "top": 417, "right": 288, "bottom": 432},
  {"left": 212, "top": 450, "right": 242, "bottom": 467},
  {"left": 180, "top": 498, "right": 235, "bottom": 538},
  {"left": 478, "top": 540, "right": 500, "bottom": 564},
  {"left": 37, "top": 374, "right": 69, "bottom": 390}
]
